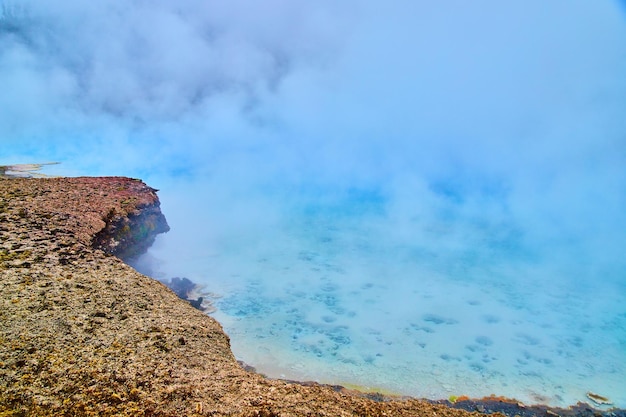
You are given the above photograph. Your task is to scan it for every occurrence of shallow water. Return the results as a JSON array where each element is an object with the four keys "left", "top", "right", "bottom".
[{"left": 141, "top": 187, "right": 626, "bottom": 409}]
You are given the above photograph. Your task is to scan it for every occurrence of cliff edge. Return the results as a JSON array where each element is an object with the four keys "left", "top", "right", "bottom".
[{"left": 0, "top": 177, "right": 485, "bottom": 416}]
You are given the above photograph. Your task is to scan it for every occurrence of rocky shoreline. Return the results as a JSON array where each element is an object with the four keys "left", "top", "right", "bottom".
[{"left": 1, "top": 176, "right": 623, "bottom": 416}]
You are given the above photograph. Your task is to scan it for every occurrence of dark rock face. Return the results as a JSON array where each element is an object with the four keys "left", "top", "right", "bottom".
[
  {"left": 91, "top": 198, "right": 169, "bottom": 261},
  {"left": 166, "top": 276, "right": 197, "bottom": 299},
  {"left": 160, "top": 277, "right": 216, "bottom": 313}
]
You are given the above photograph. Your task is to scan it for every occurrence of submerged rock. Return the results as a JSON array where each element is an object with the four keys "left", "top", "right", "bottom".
[{"left": 587, "top": 392, "right": 613, "bottom": 406}]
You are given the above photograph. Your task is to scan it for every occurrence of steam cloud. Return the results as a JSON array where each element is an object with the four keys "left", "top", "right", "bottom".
[{"left": 2, "top": 0, "right": 626, "bottom": 289}]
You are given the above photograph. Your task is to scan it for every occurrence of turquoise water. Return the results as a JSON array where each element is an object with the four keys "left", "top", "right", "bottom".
[{"left": 142, "top": 185, "right": 626, "bottom": 408}]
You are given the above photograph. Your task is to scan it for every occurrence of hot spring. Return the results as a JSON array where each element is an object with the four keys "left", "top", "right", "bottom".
[{"left": 3, "top": 0, "right": 625, "bottom": 408}]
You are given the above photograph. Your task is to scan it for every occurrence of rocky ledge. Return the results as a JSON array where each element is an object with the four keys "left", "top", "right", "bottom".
[{"left": 0, "top": 177, "right": 622, "bottom": 417}]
